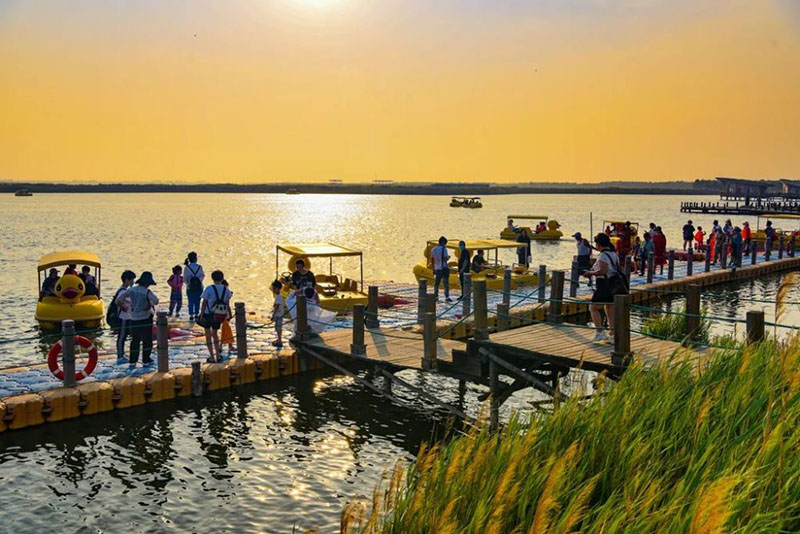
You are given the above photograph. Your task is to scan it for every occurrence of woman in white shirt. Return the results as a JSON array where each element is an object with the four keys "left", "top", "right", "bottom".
[
  {"left": 582, "top": 233, "right": 625, "bottom": 342},
  {"left": 199, "top": 269, "right": 232, "bottom": 363}
]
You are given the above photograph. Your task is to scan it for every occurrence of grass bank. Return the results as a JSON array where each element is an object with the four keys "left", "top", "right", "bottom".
[{"left": 344, "top": 336, "right": 800, "bottom": 533}]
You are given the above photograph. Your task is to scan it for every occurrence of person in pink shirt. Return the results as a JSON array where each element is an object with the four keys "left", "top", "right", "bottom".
[{"left": 167, "top": 265, "right": 184, "bottom": 318}]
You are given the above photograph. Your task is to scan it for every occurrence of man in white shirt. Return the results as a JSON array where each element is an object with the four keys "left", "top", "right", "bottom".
[
  {"left": 113, "top": 270, "right": 136, "bottom": 365},
  {"left": 430, "top": 236, "right": 452, "bottom": 302}
]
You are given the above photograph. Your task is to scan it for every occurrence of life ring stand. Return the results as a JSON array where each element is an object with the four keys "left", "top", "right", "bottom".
[{"left": 47, "top": 335, "right": 98, "bottom": 381}]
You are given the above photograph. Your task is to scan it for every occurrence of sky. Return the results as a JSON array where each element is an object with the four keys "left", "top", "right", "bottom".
[{"left": 0, "top": 0, "right": 799, "bottom": 183}]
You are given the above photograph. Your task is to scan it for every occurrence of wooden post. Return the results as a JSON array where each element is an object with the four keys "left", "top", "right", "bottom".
[
  {"left": 351, "top": 304, "right": 366, "bottom": 355},
  {"left": 234, "top": 302, "right": 248, "bottom": 360},
  {"left": 624, "top": 255, "right": 632, "bottom": 284},
  {"left": 779, "top": 235, "right": 785, "bottom": 259},
  {"left": 422, "top": 311, "right": 437, "bottom": 370},
  {"left": 474, "top": 280, "right": 488, "bottom": 340},
  {"left": 502, "top": 268, "right": 512, "bottom": 307},
  {"left": 685, "top": 284, "right": 701, "bottom": 342},
  {"left": 687, "top": 247, "right": 694, "bottom": 276},
  {"left": 537, "top": 264, "right": 547, "bottom": 303},
  {"left": 746, "top": 310, "right": 765, "bottom": 345},
  {"left": 191, "top": 361, "right": 203, "bottom": 396},
  {"left": 751, "top": 243, "right": 758, "bottom": 265},
  {"left": 461, "top": 273, "right": 471, "bottom": 318},
  {"left": 496, "top": 303, "right": 509, "bottom": 332},
  {"left": 295, "top": 294, "right": 312, "bottom": 341},
  {"left": 425, "top": 293, "right": 437, "bottom": 319},
  {"left": 548, "top": 270, "right": 565, "bottom": 323},
  {"left": 417, "top": 279, "right": 427, "bottom": 325},
  {"left": 366, "top": 285, "right": 379, "bottom": 328},
  {"left": 705, "top": 249, "right": 712, "bottom": 272},
  {"left": 720, "top": 244, "right": 728, "bottom": 269},
  {"left": 612, "top": 294, "right": 631, "bottom": 368},
  {"left": 156, "top": 311, "right": 169, "bottom": 372},
  {"left": 489, "top": 359, "right": 499, "bottom": 433},
  {"left": 569, "top": 260, "right": 579, "bottom": 297},
  {"left": 667, "top": 250, "right": 675, "bottom": 280},
  {"left": 646, "top": 252, "right": 655, "bottom": 284},
  {"left": 61, "top": 320, "right": 76, "bottom": 387}
]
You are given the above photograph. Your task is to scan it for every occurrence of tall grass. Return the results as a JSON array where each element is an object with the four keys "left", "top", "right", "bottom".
[
  {"left": 346, "top": 336, "right": 800, "bottom": 533},
  {"left": 640, "top": 305, "right": 711, "bottom": 344}
]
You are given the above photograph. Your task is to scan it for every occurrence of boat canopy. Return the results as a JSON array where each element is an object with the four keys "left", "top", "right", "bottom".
[
  {"left": 429, "top": 239, "right": 523, "bottom": 251},
  {"left": 757, "top": 214, "right": 800, "bottom": 220},
  {"left": 603, "top": 219, "right": 638, "bottom": 225},
  {"left": 507, "top": 215, "right": 548, "bottom": 220},
  {"left": 276, "top": 243, "right": 362, "bottom": 258},
  {"left": 38, "top": 251, "right": 101, "bottom": 271}
]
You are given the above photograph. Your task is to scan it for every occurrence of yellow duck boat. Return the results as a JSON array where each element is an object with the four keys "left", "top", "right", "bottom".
[
  {"left": 413, "top": 239, "right": 548, "bottom": 290},
  {"left": 275, "top": 243, "right": 368, "bottom": 313},
  {"left": 35, "top": 251, "right": 104, "bottom": 330},
  {"left": 602, "top": 219, "right": 639, "bottom": 248},
  {"left": 500, "top": 215, "right": 563, "bottom": 241},
  {"left": 749, "top": 214, "right": 800, "bottom": 250}
]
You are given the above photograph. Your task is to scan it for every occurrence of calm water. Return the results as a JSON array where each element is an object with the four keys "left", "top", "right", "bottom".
[{"left": 2, "top": 192, "right": 799, "bottom": 532}]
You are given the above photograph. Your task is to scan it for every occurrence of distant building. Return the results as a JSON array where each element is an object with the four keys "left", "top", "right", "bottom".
[
  {"left": 780, "top": 179, "right": 800, "bottom": 198},
  {"left": 329, "top": 179, "right": 343, "bottom": 185},
  {"left": 373, "top": 180, "right": 394, "bottom": 185},
  {"left": 716, "top": 177, "right": 773, "bottom": 204}
]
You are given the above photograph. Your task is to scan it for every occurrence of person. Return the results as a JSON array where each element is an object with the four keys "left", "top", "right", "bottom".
[
  {"left": 112, "top": 270, "right": 136, "bottom": 365},
  {"left": 652, "top": 226, "right": 667, "bottom": 274},
  {"left": 536, "top": 221, "right": 546, "bottom": 233},
  {"left": 506, "top": 219, "right": 518, "bottom": 233},
  {"left": 616, "top": 221, "right": 632, "bottom": 264},
  {"left": 764, "top": 220, "right": 776, "bottom": 254},
  {"left": 714, "top": 226, "right": 727, "bottom": 265},
  {"left": 631, "top": 236, "right": 642, "bottom": 272},
  {"left": 184, "top": 252, "right": 205, "bottom": 321},
  {"left": 124, "top": 271, "right": 159, "bottom": 368},
  {"left": 471, "top": 249, "right": 487, "bottom": 273},
  {"left": 711, "top": 219, "right": 721, "bottom": 235},
  {"left": 456, "top": 241, "right": 471, "bottom": 299},
  {"left": 199, "top": 270, "right": 232, "bottom": 363},
  {"left": 291, "top": 258, "right": 317, "bottom": 301},
  {"left": 271, "top": 280, "right": 285, "bottom": 348},
  {"left": 64, "top": 264, "right": 77, "bottom": 275},
  {"left": 167, "top": 265, "right": 184, "bottom": 318},
  {"left": 574, "top": 232, "right": 593, "bottom": 287},
  {"left": 682, "top": 220, "right": 695, "bottom": 250},
  {"left": 694, "top": 226, "right": 706, "bottom": 251},
  {"left": 742, "top": 221, "right": 752, "bottom": 255},
  {"left": 639, "top": 232, "right": 655, "bottom": 275},
  {"left": 219, "top": 280, "right": 235, "bottom": 358},
  {"left": 582, "top": 233, "right": 626, "bottom": 342},
  {"left": 516, "top": 229, "right": 531, "bottom": 267},
  {"left": 604, "top": 225, "right": 613, "bottom": 236},
  {"left": 731, "top": 227, "right": 743, "bottom": 267},
  {"left": 80, "top": 266, "right": 96, "bottom": 286},
  {"left": 430, "top": 236, "right": 451, "bottom": 302},
  {"left": 40, "top": 268, "right": 59, "bottom": 299},
  {"left": 723, "top": 219, "right": 733, "bottom": 237}
]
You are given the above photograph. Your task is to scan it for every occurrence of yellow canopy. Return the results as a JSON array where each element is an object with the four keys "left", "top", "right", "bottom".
[
  {"left": 507, "top": 215, "right": 548, "bottom": 220},
  {"left": 38, "top": 251, "right": 101, "bottom": 271},
  {"left": 758, "top": 214, "right": 800, "bottom": 221},
  {"left": 603, "top": 219, "right": 638, "bottom": 225},
  {"left": 276, "top": 243, "right": 362, "bottom": 258},
  {"left": 429, "top": 239, "right": 524, "bottom": 251}
]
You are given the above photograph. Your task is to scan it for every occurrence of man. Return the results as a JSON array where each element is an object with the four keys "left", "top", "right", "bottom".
[
  {"left": 113, "top": 270, "right": 136, "bottom": 365},
  {"left": 506, "top": 219, "right": 518, "bottom": 233},
  {"left": 40, "top": 268, "right": 59, "bottom": 299},
  {"left": 80, "top": 265, "right": 99, "bottom": 296},
  {"left": 764, "top": 220, "right": 776, "bottom": 255},
  {"left": 516, "top": 229, "right": 531, "bottom": 267},
  {"left": 291, "top": 258, "right": 317, "bottom": 295},
  {"left": 731, "top": 227, "right": 743, "bottom": 267},
  {"left": 682, "top": 220, "right": 695, "bottom": 250},
  {"left": 471, "top": 249, "right": 488, "bottom": 273},
  {"left": 456, "top": 241, "right": 471, "bottom": 300},
  {"left": 430, "top": 236, "right": 451, "bottom": 302}
]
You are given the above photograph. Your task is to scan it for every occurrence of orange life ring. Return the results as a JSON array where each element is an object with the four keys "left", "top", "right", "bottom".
[{"left": 47, "top": 335, "right": 98, "bottom": 381}]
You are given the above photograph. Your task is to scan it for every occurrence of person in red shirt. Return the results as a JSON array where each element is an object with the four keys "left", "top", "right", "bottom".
[
  {"left": 652, "top": 226, "right": 667, "bottom": 274},
  {"left": 742, "top": 221, "right": 752, "bottom": 255},
  {"left": 694, "top": 227, "right": 706, "bottom": 252}
]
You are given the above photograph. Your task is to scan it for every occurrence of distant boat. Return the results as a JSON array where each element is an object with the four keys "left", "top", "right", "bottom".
[
  {"left": 14, "top": 189, "right": 33, "bottom": 197},
  {"left": 286, "top": 188, "right": 300, "bottom": 195}
]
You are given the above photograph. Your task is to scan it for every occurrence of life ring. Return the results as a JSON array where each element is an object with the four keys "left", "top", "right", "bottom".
[{"left": 47, "top": 336, "right": 98, "bottom": 381}]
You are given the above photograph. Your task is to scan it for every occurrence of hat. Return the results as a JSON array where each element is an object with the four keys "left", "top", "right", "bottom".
[
  {"left": 572, "top": 232, "right": 582, "bottom": 239},
  {"left": 136, "top": 271, "right": 157, "bottom": 286}
]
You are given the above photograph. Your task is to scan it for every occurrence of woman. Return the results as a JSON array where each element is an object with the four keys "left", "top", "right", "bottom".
[
  {"left": 638, "top": 232, "right": 655, "bottom": 275},
  {"left": 582, "top": 233, "right": 626, "bottom": 342},
  {"left": 652, "top": 226, "right": 667, "bottom": 274},
  {"left": 198, "top": 269, "right": 231, "bottom": 363}
]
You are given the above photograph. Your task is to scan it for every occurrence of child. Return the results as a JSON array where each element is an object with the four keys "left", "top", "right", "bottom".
[
  {"left": 271, "top": 280, "right": 285, "bottom": 348},
  {"left": 694, "top": 227, "right": 706, "bottom": 252},
  {"left": 167, "top": 265, "right": 184, "bottom": 318},
  {"left": 219, "top": 280, "right": 235, "bottom": 358}
]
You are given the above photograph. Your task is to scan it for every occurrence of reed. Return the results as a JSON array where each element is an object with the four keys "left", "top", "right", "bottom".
[{"left": 353, "top": 336, "right": 800, "bottom": 533}]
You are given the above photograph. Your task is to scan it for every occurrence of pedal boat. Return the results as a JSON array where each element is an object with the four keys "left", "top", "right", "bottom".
[
  {"left": 501, "top": 215, "right": 563, "bottom": 241},
  {"left": 35, "top": 251, "right": 104, "bottom": 331}
]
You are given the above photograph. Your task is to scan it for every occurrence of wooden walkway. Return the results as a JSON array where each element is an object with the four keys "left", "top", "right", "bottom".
[
  {"left": 298, "top": 327, "right": 464, "bottom": 370},
  {"left": 475, "top": 322, "right": 706, "bottom": 374}
]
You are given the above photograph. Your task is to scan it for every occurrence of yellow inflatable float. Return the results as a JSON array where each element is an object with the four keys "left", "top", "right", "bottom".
[
  {"left": 500, "top": 215, "right": 563, "bottom": 241},
  {"left": 35, "top": 251, "right": 104, "bottom": 330},
  {"left": 413, "top": 239, "right": 548, "bottom": 290}
]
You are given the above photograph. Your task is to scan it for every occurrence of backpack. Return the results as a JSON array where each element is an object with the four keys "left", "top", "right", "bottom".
[
  {"left": 187, "top": 265, "right": 202, "bottom": 292},
  {"left": 106, "top": 288, "right": 125, "bottom": 328},
  {"left": 209, "top": 285, "right": 229, "bottom": 323}
]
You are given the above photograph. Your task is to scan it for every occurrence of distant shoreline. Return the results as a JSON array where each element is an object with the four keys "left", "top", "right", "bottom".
[{"left": 2, "top": 182, "right": 721, "bottom": 196}]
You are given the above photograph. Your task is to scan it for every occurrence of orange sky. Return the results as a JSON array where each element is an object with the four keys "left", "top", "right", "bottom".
[{"left": 1, "top": 0, "right": 799, "bottom": 183}]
